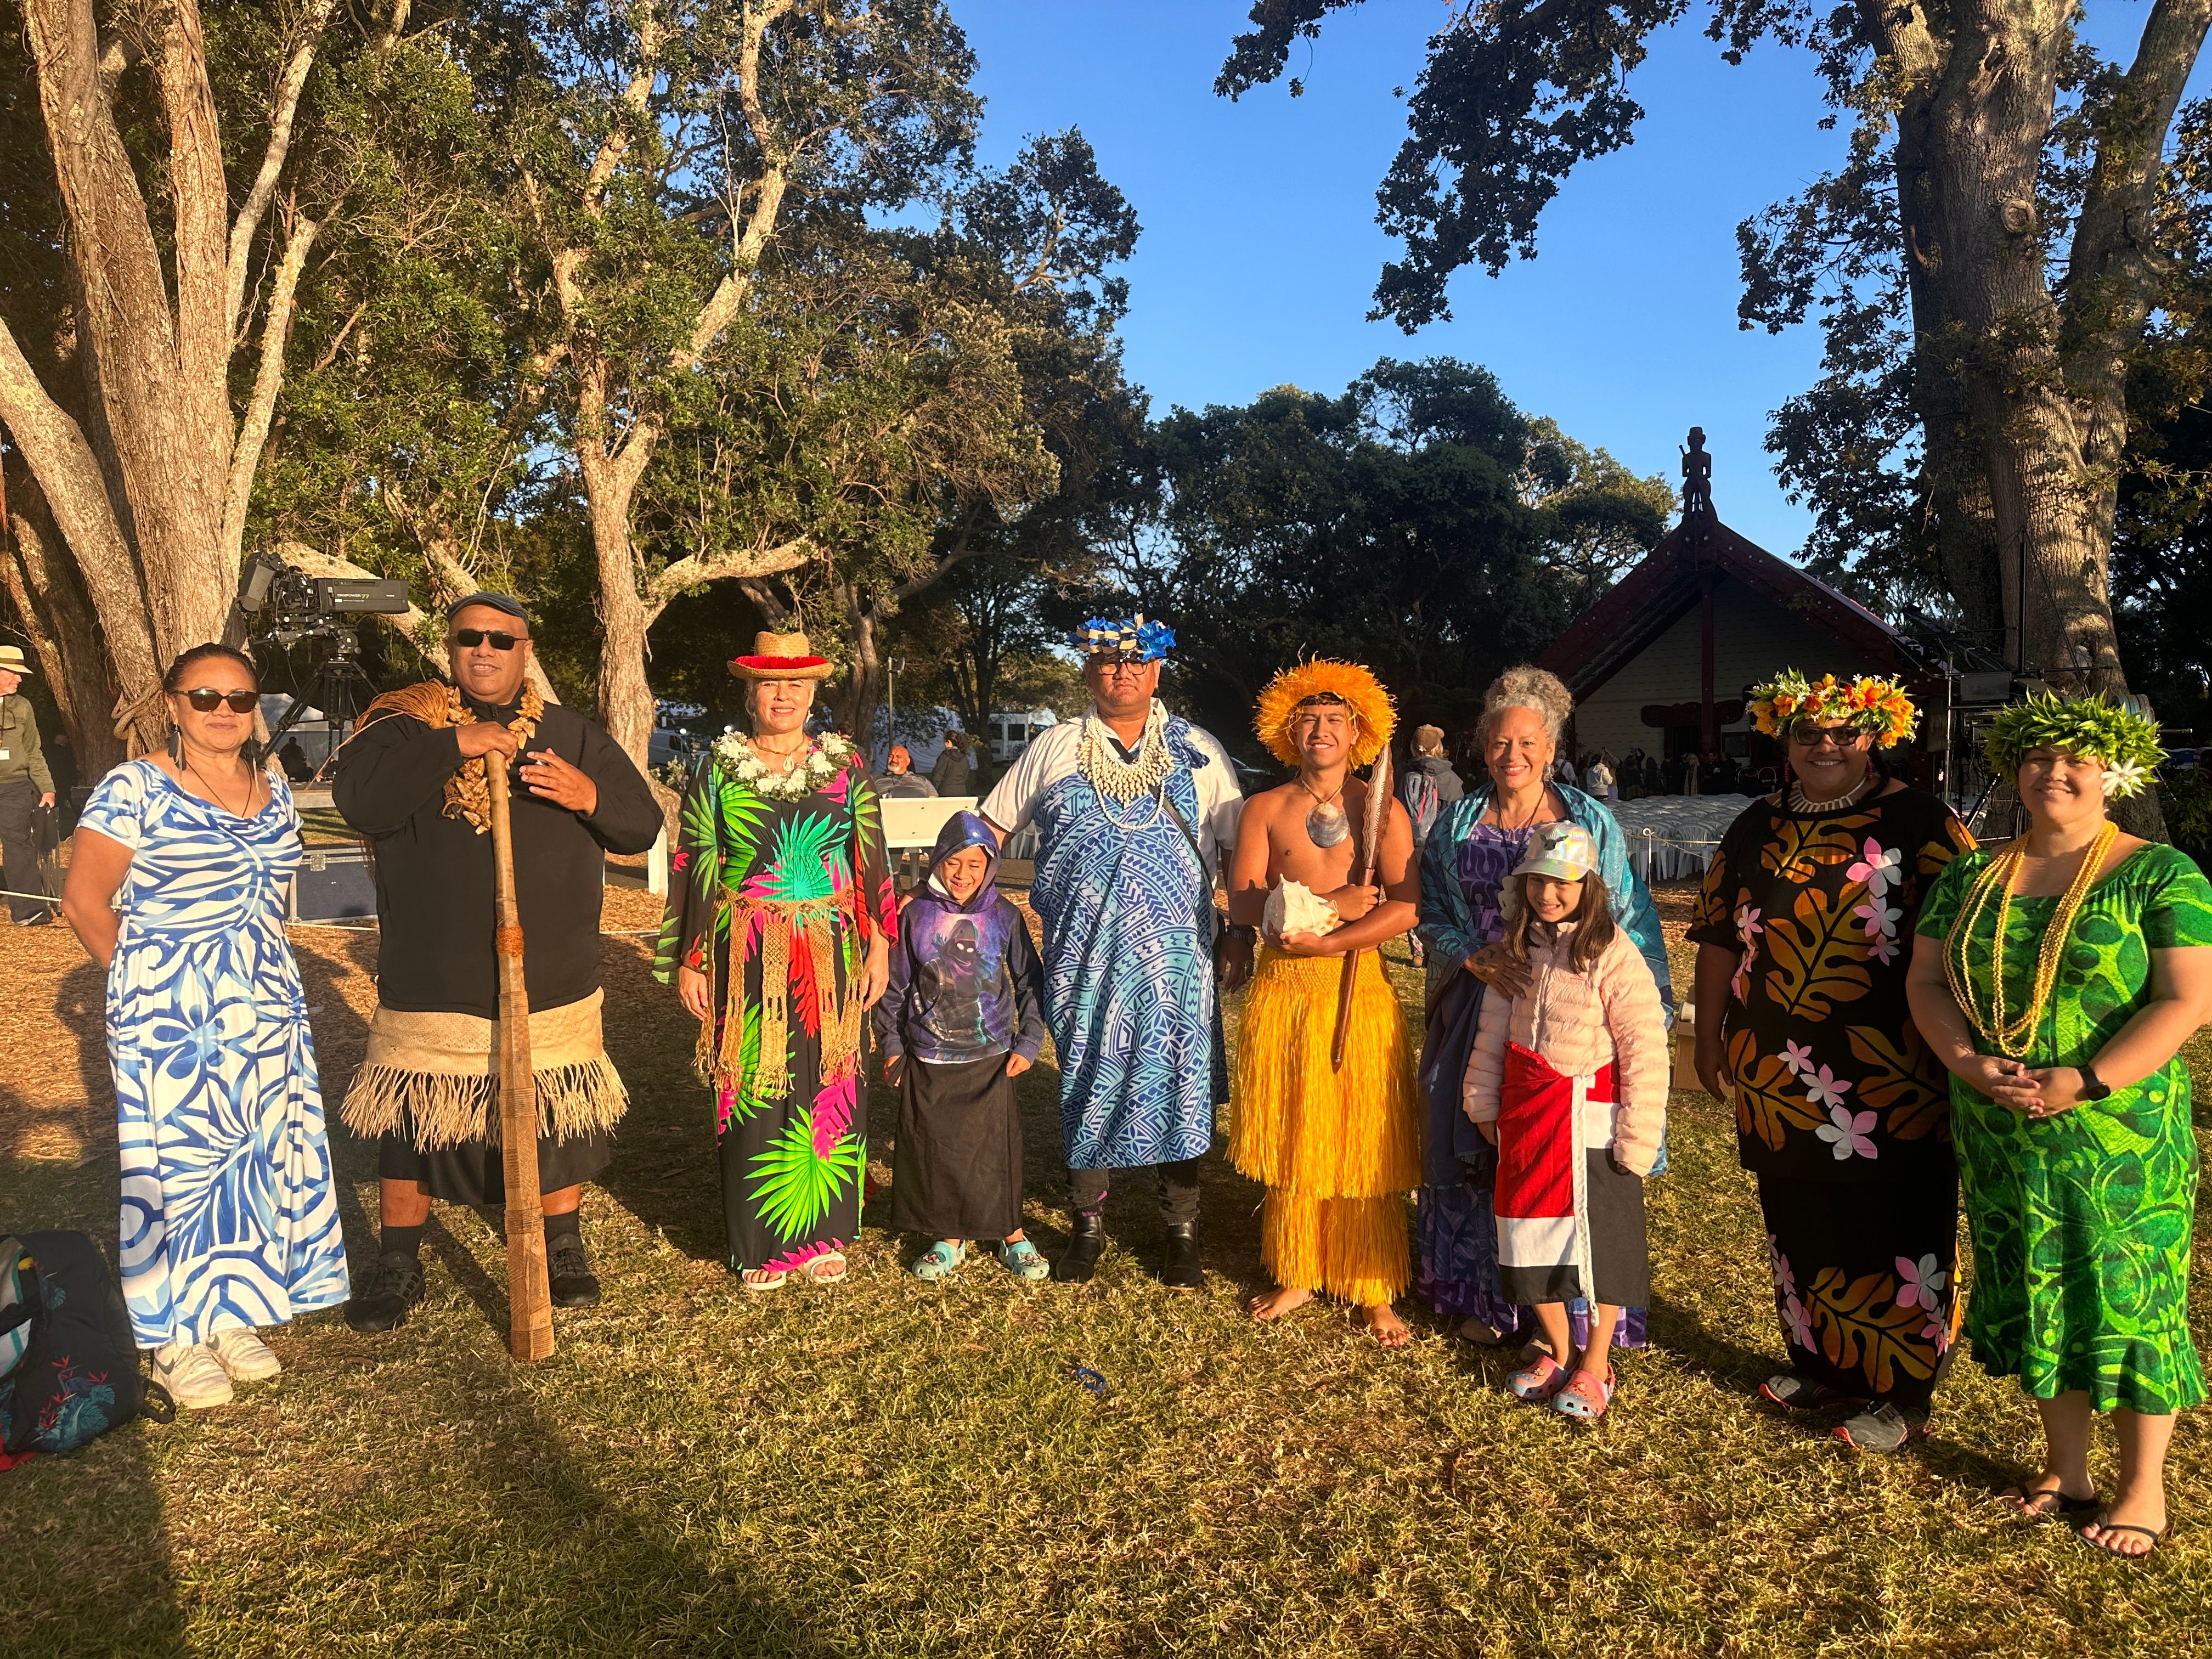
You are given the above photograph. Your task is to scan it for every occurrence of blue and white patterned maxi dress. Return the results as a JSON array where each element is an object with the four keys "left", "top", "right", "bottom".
[
  {"left": 78, "top": 761, "right": 349, "bottom": 1348},
  {"left": 1026, "top": 727, "right": 1221, "bottom": 1169}
]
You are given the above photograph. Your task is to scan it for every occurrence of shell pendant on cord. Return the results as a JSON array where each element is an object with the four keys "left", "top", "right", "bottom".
[{"left": 1306, "top": 799, "right": 1350, "bottom": 848}]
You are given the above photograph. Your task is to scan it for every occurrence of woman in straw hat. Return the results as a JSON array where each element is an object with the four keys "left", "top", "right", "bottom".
[{"left": 656, "top": 631, "right": 896, "bottom": 1289}]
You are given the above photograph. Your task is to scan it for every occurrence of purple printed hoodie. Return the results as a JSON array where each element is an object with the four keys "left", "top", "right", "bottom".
[{"left": 873, "top": 810, "right": 1047, "bottom": 1066}]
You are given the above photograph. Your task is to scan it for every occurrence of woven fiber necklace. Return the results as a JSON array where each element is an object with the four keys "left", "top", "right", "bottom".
[{"left": 1942, "top": 821, "right": 2117, "bottom": 1059}]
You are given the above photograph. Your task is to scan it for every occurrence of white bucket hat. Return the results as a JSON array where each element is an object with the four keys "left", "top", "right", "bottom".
[{"left": 1511, "top": 821, "right": 1600, "bottom": 883}]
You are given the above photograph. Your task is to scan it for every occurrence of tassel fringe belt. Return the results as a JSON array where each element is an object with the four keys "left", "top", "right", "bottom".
[
  {"left": 697, "top": 889, "right": 866, "bottom": 1103},
  {"left": 341, "top": 988, "right": 628, "bottom": 1150}
]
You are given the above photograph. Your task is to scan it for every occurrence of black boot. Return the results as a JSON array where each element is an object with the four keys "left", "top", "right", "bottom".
[
  {"left": 1053, "top": 1211, "right": 1105, "bottom": 1284},
  {"left": 547, "top": 1234, "right": 601, "bottom": 1308},
  {"left": 1160, "top": 1221, "right": 1202, "bottom": 1289},
  {"left": 345, "top": 1251, "right": 426, "bottom": 1333}
]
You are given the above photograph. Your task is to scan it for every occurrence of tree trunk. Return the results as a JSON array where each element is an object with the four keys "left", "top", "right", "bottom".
[
  {"left": 585, "top": 459, "right": 657, "bottom": 774},
  {"left": 3, "top": 467, "right": 123, "bottom": 770},
  {"left": 836, "top": 583, "right": 883, "bottom": 745},
  {"left": 8, "top": 0, "right": 337, "bottom": 751},
  {"left": 22, "top": 0, "right": 232, "bottom": 660}
]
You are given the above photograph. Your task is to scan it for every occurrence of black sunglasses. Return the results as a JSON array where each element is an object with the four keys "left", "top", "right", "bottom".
[
  {"left": 452, "top": 628, "right": 525, "bottom": 651},
  {"left": 181, "top": 689, "right": 259, "bottom": 713},
  {"left": 1788, "top": 724, "right": 1858, "bottom": 749}
]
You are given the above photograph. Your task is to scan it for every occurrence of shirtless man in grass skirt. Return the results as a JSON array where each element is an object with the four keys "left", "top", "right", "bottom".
[{"left": 335, "top": 594, "right": 661, "bottom": 1331}]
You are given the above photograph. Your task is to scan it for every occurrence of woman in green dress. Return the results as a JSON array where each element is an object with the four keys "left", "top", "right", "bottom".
[{"left": 1907, "top": 693, "right": 2212, "bottom": 1558}]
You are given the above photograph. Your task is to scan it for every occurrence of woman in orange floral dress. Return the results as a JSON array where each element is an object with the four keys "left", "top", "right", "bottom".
[{"left": 1689, "top": 672, "right": 1973, "bottom": 1453}]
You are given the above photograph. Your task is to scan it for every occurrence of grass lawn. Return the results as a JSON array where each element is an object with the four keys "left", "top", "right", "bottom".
[{"left": 3, "top": 885, "right": 2211, "bottom": 1656}]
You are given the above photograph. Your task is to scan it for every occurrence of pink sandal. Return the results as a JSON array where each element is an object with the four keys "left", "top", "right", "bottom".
[
  {"left": 1506, "top": 1353, "right": 1571, "bottom": 1403},
  {"left": 1553, "top": 1365, "right": 1616, "bottom": 1420}
]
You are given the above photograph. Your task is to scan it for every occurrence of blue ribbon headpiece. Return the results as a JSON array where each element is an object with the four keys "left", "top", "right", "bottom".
[{"left": 1068, "top": 613, "right": 1175, "bottom": 662}]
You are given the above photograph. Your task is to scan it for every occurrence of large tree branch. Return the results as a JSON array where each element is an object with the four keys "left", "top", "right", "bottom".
[
  {"left": 2060, "top": 0, "right": 2212, "bottom": 403},
  {"left": 644, "top": 536, "right": 812, "bottom": 622},
  {"left": 225, "top": 0, "right": 341, "bottom": 343},
  {"left": 222, "top": 213, "right": 321, "bottom": 564},
  {"left": 158, "top": 0, "right": 232, "bottom": 435},
  {"left": 0, "top": 312, "right": 164, "bottom": 719},
  {"left": 583, "top": 7, "right": 663, "bottom": 210}
]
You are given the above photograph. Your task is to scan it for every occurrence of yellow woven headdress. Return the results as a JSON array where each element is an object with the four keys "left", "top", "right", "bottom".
[{"left": 1255, "top": 659, "right": 1396, "bottom": 769}]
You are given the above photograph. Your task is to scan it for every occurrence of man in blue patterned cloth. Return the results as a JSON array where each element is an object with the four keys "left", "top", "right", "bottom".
[{"left": 981, "top": 616, "right": 1247, "bottom": 1287}]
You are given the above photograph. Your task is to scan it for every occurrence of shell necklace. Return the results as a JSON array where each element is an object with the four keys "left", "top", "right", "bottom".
[
  {"left": 1943, "top": 822, "right": 2117, "bottom": 1059},
  {"left": 1300, "top": 775, "right": 1349, "bottom": 848},
  {"left": 1789, "top": 770, "right": 1875, "bottom": 813},
  {"left": 1078, "top": 702, "right": 1175, "bottom": 806}
]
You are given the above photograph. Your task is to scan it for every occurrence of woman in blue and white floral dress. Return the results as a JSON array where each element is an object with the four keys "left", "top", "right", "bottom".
[{"left": 61, "top": 644, "right": 348, "bottom": 1409}]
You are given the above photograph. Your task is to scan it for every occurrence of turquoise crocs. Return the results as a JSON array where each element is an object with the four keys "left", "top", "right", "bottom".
[
  {"left": 996, "top": 1238, "right": 1049, "bottom": 1281},
  {"left": 912, "top": 1240, "right": 967, "bottom": 1282}
]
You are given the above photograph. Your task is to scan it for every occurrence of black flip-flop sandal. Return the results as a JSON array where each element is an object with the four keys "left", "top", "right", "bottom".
[
  {"left": 1999, "top": 1483, "right": 2100, "bottom": 1525},
  {"left": 2079, "top": 1512, "right": 2168, "bottom": 1557}
]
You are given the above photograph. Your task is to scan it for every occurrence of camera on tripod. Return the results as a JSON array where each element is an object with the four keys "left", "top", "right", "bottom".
[
  {"left": 234, "top": 551, "right": 411, "bottom": 645},
  {"left": 227, "top": 551, "right": 413, "bottom": 778}
]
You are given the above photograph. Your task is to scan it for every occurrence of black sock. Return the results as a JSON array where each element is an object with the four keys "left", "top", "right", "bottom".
[
  {"left": 380, "top": 1223, "right": 426, "bottom": 1262},
  {"left": 544, "top": 1211, "right": 583, "bottom": 1251}
]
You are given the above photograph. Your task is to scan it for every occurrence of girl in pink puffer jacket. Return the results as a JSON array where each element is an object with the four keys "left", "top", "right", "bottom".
[{"left": 1464, "top": 822, "right": 1669, "bottom": 1421}]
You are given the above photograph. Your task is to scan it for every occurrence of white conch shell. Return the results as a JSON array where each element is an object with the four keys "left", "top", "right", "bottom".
[{"left": 1263, "top": 878, "right": 1341, "bottom": 940}]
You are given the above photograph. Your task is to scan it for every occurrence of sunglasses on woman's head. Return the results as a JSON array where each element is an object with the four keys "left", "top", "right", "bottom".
[
  {"left": 452, "top": 628, "right": 524, "bottom": 651},
  {"left": 181, "top": 689, "right": 259, "bottom": 713}
]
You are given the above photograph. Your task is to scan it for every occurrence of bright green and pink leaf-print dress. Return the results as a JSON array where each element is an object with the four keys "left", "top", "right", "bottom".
[{"left": 654, "top": 738, "right": 895, "bottom": 1272}]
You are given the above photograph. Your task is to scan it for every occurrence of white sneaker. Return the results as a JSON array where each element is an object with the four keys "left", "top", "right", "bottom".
[
  {"left": 206, "top": 1328, "right": 282, "bottom": 1382},
  {"left": 150, "top": 1341, "right": 234, "bottom": 1409}
]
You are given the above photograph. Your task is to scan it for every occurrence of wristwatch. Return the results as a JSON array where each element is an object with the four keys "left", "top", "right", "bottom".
[{"left": 2078, "top": 1062, "right": 2112, "bottom": 1102}]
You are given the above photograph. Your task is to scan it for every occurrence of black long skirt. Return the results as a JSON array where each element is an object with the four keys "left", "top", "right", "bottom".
[
  {"left": 889, "top": 1053, "right": 1024, "bottom": 1241},
  {"left": 1758, "top": 1162, "right": 1960, "bottom": 1413}
]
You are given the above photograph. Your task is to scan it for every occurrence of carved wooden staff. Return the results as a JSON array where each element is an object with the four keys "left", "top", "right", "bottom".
[
  {"left": 487, "top": 751, "right": 554, "bottom": 1362},
  {"left": 1330, "top": 742, "right": 1392, "bottom": 1071}
]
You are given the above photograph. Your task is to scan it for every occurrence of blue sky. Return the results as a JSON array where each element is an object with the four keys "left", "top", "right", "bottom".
[
  {"left": 952, "top": 0, "right": 2192, "bottom": 560},
  {"left": 955, "top": 0, "right": 1848, "bottom": 554}
]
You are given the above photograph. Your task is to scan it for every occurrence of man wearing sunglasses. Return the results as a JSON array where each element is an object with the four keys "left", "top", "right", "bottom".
[{"left": 332, "top": 593, "right": 661, "bottom": 1333}]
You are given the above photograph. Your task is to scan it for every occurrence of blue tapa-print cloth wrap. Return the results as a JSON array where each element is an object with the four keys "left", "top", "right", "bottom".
[{"left": 1416, "top": 781, "right": 1674, "bottom": 1189}]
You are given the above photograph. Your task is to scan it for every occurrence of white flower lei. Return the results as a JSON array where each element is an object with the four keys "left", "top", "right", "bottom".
[
  {"left": 713, "top": 730, "right": 857, "bottom": 800},
  {"left": 1077, "top": 700, "right": 1176, "bottom": 805}
]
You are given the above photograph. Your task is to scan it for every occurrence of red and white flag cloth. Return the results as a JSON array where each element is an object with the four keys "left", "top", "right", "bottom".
[{"left": 1493, "top": 1043, "right": 1617, "bottom": 1299}]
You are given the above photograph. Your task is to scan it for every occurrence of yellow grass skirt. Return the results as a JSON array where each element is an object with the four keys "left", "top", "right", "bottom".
[{"left": 1231, "top": 946, "right": 1421, "bottom": 1304}]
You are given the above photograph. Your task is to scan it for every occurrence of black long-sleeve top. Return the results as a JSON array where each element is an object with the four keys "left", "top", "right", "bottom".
[{"left": 334, "top": 696, "right": 662, "bottom": 1018}]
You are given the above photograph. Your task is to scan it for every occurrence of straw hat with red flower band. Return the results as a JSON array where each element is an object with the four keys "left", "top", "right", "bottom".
[
  {"left": 728, "top": 629, "right": 835, "bottom": 681},
  {"left": 1748, "top": 670, "right": 1918, "bottom": 748}
]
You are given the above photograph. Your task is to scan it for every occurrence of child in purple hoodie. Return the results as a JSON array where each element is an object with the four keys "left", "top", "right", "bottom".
[{"left": 876, "top": 811, "right": 1049, "bottom": 1281}]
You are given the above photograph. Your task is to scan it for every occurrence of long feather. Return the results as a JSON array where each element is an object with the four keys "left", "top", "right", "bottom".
[{"left": 1330, "top": 746, "right": 1393, "bottom": 1070}]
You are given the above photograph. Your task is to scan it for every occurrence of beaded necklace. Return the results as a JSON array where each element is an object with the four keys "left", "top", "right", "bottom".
[{"left": 1943, "top": 821, "right": 2117, "bottom": 1058}]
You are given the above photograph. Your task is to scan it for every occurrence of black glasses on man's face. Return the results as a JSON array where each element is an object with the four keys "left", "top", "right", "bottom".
[
  {"left": 452, "top": 628, "right": 524, "bottom": 651},
  {"left": 182, "top": 689, "right": 259, "bottom": 713}
]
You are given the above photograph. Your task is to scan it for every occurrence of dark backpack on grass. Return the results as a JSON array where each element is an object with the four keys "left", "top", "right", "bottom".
[{"left": 0, "top": 1231, "right": 172, "bottom": 1456}]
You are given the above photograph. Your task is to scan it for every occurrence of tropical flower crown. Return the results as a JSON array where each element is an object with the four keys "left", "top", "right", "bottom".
[
  {"left": 1982, "top": 691, "right": 2164, "bottom": 799},
  {"left": 1747, "top": 670, "right": 1917, "bottom": 748},
  {"left": 1254, "top": 659, "right": 1396, "bottom": 769}
]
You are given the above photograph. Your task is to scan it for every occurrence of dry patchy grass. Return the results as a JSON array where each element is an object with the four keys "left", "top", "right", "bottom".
[{"left": 2, "top": 883, "right": 2210, "bottom": 1656}]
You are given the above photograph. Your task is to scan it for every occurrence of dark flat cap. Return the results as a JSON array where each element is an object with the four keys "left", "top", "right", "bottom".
[{"left": 445, "top": 591, "right": 531, "bottom": 629}]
